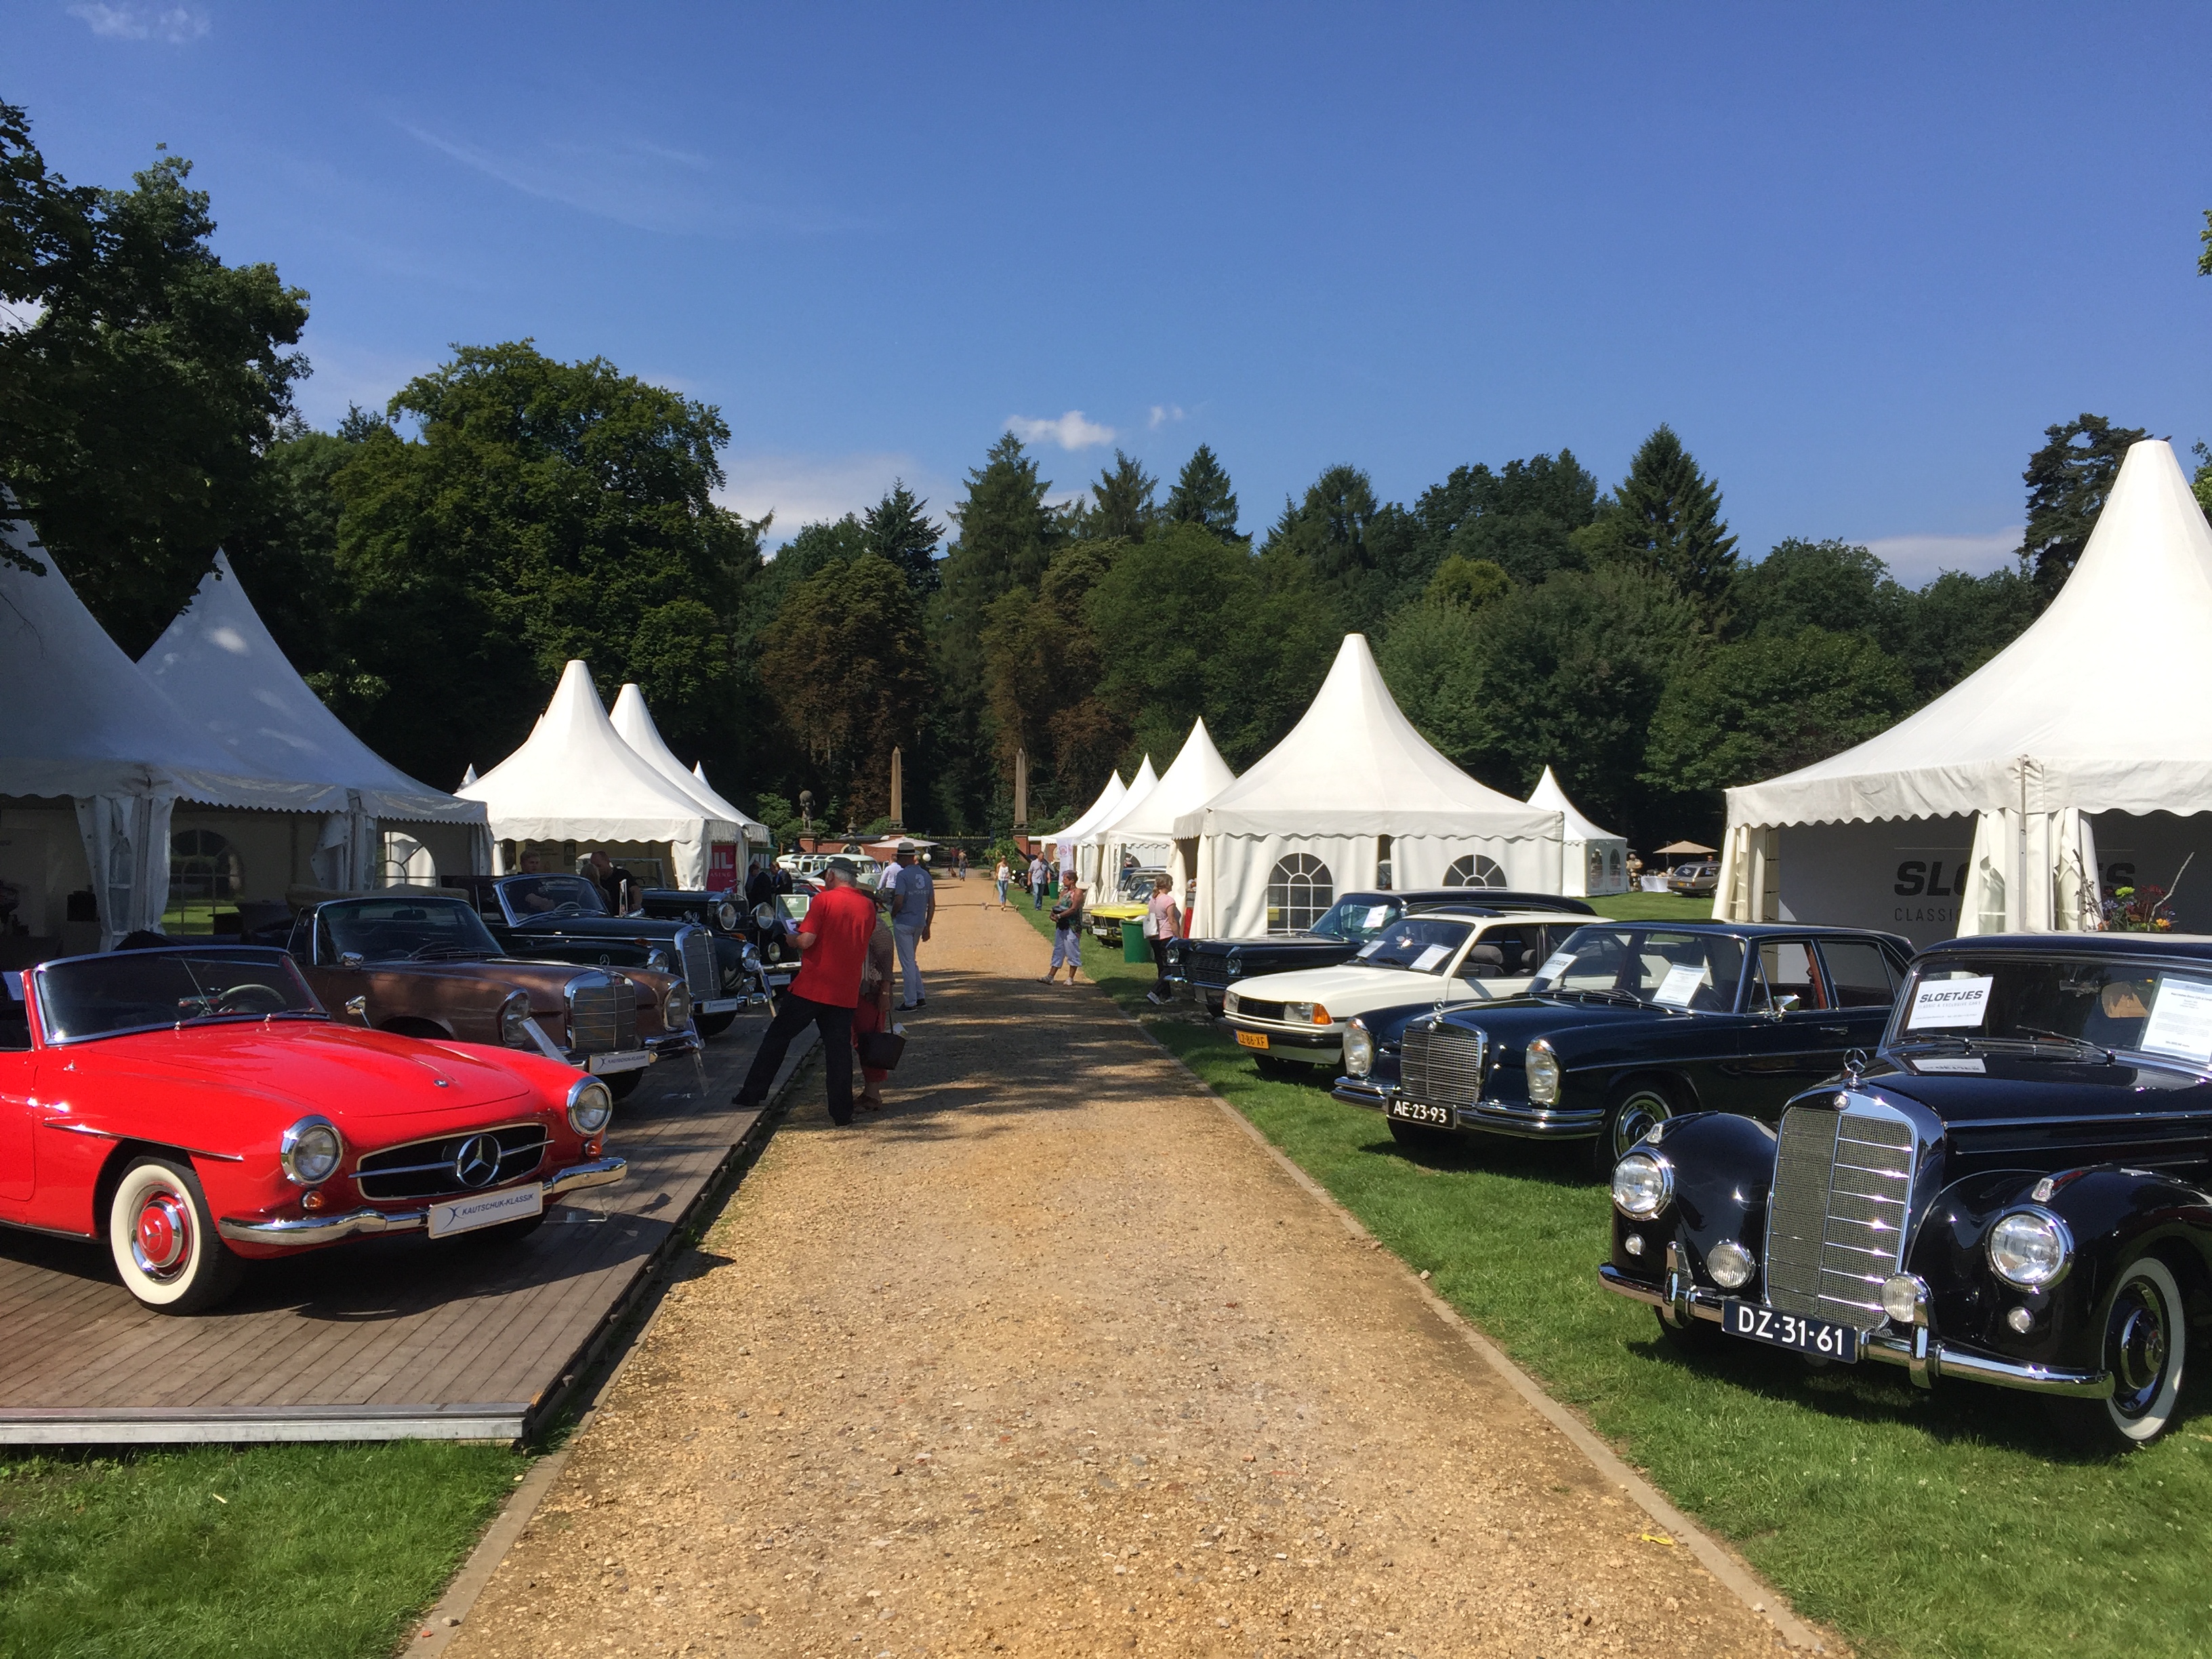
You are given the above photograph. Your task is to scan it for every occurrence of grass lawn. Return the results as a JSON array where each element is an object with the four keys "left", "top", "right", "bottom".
[
  {"left": 0, "top": 1442, "right": 525, "bottom": 1658},
  {"left": 1032, "top": 903, "right": 2212, "bottom": 1659}
]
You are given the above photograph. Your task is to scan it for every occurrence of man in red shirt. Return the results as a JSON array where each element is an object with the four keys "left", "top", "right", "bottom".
[{"left": 731, "top": 857, "right": 878, "bottom": 1124}]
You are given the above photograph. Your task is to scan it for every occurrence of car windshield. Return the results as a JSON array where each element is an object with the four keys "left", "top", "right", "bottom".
[
  {"left": 1119, "top": 869, "right": 1165, "bottom": 902},
  {"left": 321, "top": 897, "right": 504, "bottom": 962},
  {"left": 779, "top": 892, "right": 813, "bottom": 922},
  {"left": 1529, "top": 927, "right": 1745, "bottom": 1011},
  {"left": 36, "top": 948, "right": 323, "bottom": 1044},
  {"left": 1352, "top": 918, "right": 1474, "bottom": 973},
  {"left": 1893, "top": 953, "right": 2212, "bottom": 1063},
  {"left": 1307, "top": 897, "right": 1404, "bottom": 943},
  {"left": 501, "top": 876, "right": 609, "bottom": 920}
]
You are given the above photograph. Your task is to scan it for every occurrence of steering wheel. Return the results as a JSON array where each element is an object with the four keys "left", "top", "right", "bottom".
[{"left": 213, "top": 983, "right": 290, "bottom": 1015}]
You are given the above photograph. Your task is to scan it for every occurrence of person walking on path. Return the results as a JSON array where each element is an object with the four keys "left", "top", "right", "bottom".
[
  {"left": 886, "top": 839, "right": 935, "bottom": 1009},
  {"left": 1028, "top": 855, "right": 1047, "bottom": 911},
  {"left": 852, "top": 889, "right": 897, "bottom": 1110},
  {"left": 993, "top": 857, "right": 1011, "bottom": 908},
  {"left": 1141, "top": 873, "right": 1181, "bottom": 1004},
  {"left": 731, "top": 857, "right": 876, "bottom": 1124},
  {"left": 1042, "top": 871, "right": 1086, "bottom": 985}
]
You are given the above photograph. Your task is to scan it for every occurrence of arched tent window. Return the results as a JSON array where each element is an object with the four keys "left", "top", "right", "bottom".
[
  {"left": 1587, "top": 846, "right": 1604, "bottom": 888},
  {"left": 169, "top": 830, "right": 243, "bottom": 935},
  {"left": 1267, "top": 854, "right": 1333, "bottom": 934},
  {"left": 1444, "top": 853, "right": 1506, "bottom": 888}
]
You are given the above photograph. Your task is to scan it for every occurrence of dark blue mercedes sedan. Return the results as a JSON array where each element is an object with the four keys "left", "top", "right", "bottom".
[{"left": 1332, "top": 921, "right": 1912, "bottom": 1172}]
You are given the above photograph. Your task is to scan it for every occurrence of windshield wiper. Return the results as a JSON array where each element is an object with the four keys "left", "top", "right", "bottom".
[
  {"left": 1541, "top": 987, "right": 1644, "bottom": 1008},
  {"left": 2001, "top": 1025, "right": 2115, "bottom": 1061}
]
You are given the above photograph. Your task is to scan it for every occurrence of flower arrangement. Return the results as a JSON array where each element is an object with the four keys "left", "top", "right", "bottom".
[{"left": 2101, "top": 884, "right": 2176, "bottom": 933}]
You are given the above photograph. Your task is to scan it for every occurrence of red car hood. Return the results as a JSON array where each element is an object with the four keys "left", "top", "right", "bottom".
[{"left": 68, "top": 1019, "right": 535, "bottom": 1122}]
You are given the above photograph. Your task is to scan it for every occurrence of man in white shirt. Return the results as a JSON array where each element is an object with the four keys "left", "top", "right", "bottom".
[{"left": 886, "top": 841, "right": 936, "bottom": 1010}]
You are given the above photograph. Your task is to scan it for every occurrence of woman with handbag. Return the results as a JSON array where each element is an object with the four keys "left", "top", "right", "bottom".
[
  {"left": 1042, "top": 874, "right": 1087, "bottom": 985},
  {"left": 852, "top": 890, "right": 899, "bottom": 1108},
  {"left": 1141, "top": 874, "right": 1181, "bottom": 1004}
]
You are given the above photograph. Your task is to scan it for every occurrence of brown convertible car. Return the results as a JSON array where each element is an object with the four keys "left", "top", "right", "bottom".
[{"left": 283, "top": 893, "right": 701, "bottom": 1098}]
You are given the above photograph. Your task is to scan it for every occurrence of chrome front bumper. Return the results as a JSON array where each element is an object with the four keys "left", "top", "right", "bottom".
[
  {"left": 1334, "top": 1080, "right": 1602, "bottom": 1139},
  {"left": 1597, "top": 1259, "right": 2112, "bottom": 1399},
  {"left": 217, "top": 1157, "right": 628, "bottom": 1247},
  {"left": 645, "top": 1030, "right": 705, "bottom": 1059}
]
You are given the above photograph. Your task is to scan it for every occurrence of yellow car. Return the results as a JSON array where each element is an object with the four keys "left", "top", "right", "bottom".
[{"left": 1090, "top": 867, "right": 1168, "bottom": 943}]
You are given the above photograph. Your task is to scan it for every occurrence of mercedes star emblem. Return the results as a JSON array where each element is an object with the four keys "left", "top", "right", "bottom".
[{"left": 453, "top": 1133, "right": 502, "bottom": 1189}]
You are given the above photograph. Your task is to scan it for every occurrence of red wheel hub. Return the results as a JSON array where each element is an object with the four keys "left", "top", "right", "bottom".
[{"left": 134, "top": 1192, "right": 190, "bottom": 1275}]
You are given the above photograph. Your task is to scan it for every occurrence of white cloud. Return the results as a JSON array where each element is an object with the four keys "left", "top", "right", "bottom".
[
  {"left": 1862, "top": 529, "right": 2023, "bottom": 587},
  {"left": 715, "top": 453, "right": 952, "bottom": 548},
  {"left": 1148, "top": 404, "right": 1185, "bottom": 430},
  {"left": 68, "top": 3, "right": 208, "bottom": 41},
  {"left": 1006, "top": 410, "right": 1116, "bottom": 451}
]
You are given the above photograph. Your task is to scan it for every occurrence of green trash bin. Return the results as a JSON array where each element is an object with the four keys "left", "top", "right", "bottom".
[{"left": 1122, "top": 918, "right": 1149, "bottom": 963}]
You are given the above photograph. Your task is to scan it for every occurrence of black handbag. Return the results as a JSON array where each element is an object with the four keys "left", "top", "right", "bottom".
[{"left": 856, "top": 1025, "right": 906, "bottom": 1071}]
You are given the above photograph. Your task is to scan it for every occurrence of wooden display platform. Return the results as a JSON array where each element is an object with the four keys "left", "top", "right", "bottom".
[{"left": 0, "top": 1015, "right": 813, "bottom": 1445}]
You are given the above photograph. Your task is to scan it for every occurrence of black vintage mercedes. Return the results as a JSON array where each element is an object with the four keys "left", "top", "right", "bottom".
[
  {"left": 1599, "top": 931, "right": 2212, "bottom": 1450},
  {"left": 637, "top": 886, "right": 798, "bottom": 994},
  {"left": 1168, "top": 889, "right": 1595, "bottom": 1015},
  {"left": 451, "top": 874, "right": 764, "bottom": 1038},
  {"left": 1334, "top": 922, "right": 1912, "bottom": 1169}
]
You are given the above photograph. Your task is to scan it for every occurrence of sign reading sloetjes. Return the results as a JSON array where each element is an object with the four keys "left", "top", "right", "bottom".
[{"left": 1907, "top": 975, "right": 1993, "bottom": 1029}]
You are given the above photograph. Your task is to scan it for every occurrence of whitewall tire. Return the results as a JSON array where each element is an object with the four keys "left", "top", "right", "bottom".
[{"left": 107, "top": 1156, "right": 245, "bottom": 1315}]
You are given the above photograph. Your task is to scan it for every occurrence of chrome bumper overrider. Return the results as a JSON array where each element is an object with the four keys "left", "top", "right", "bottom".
[
  {"left": 646, "top": 1031, "right": 705, "bottom": 1058},
  {"left": 217, "top": 1157, "right": 628, "bottom": 1247},
  {"left": 1597, "top": 1261, "right": 2113, "bottom": 1399},
  {"left": 1338, "top": 1083, "right": 1603, "bottom": 1139}
]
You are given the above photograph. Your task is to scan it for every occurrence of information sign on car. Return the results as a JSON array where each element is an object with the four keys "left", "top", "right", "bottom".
[
  {"left": 2139, "top": 976, "right": 2212, "bottom": 1064},
  {"left": 1721, "top": 1300, "right": 1860, "bottom": 1361},
  {"left": 1534, "top": 949, "right": 1575, "bottom": 983},
  {"left": 1235, "top": 1030, "right": 1268, "bottom": 1050},
  {"left": 427, "top": 1184, "right": 544, "bottom": 1240},
  {"left": 1388, "top": 1098, "right": 1451, "bottom": 1127},
  {"left": 1652, "top": 963, "right": 1705, "bottom": 1007},
  {"left": 1907, "top": 974, "right": 1992, "bottom": 1028}
]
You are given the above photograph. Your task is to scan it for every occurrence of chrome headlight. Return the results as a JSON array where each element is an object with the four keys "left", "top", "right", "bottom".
[
  {"left": 665, "top": 982, "right": 693, "bottom": 1029},
  {"left": 741, "top": 943, "right": 762, "bottom": 970},
  {"left": 1707, "top": 1239, "right": 1755, "bottom": 1290},
  {"left": 279, "top": 1115, "right": 344, "bottom": 1187},
  {"left": 567, "top": 1076, "right": 615, "bottom": 1137},
  {"left": 1225, "top": 955, "right": 1242, "bottom": 978},
  {"left": 1525, "top": 1039, "right": 1562, "bottom": 1105},
  {"left": 1611, "top": 1151, "right": 1673, "bottom": 1218},
  {"left": 498, "top": 989, "right": 533, "bottom": 1048},
  {"left": 1345, "top": 1023, "right": 1375, "bottom": 1078},
  {"left": 1988, "top": 1208, "right": 2072, "bottom": 1288},
  {"left": 716, "top": 899, "right": 740, "bottom": 930}
]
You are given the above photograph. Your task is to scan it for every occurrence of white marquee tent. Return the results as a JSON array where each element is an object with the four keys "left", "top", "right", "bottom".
[
  {"left": 139, "top": 552, "right": 489, "bottom": 892},
  {"left": 1174, "top": 634, "right": 1564, "bottom": 936},
  {"left": 611, "top": 682, "right": 771, "bottom": 867},
  {"left": 0, "top": 503, "right": 329, "bottom": 946},
  {"left": 1528, "top": 766, "right": 1629, "bottom": 897},
  {"left": 1715, "top": 438, "right": 2212, "bottom": 945},
  {"left": 459, "top": 661, "right": 741, "bottom": 889},
  {"left": 1078, "top": 755, "right": 1154, "bottom": 889},
  {"left": 1046, "top": 770, "right": 1126, "bottom": 870},
  {"left": 1096, "top": 718, "right": 1237, "bottom": 898}
]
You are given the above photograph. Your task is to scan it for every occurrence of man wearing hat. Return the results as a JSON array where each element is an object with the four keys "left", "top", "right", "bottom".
[
  {"left": 885, "top": 839, "right": 935, "bottom": 1011},
  {"left": 731, "top": 857, "right": 878, "bottom": 1124}
]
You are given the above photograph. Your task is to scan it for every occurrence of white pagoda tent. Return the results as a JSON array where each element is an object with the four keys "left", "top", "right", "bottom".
[
  {"left": 610, "top": 683, "right": 771, "bottom": 882},
  {"left": 1174, "top": 634, "right": 1564, "bottom": 936},
  {"left": 1715, "top": 438, "right": 2212, "bottom": 945},
  {"left": 0, "top": 501, "right": 322, "bottom": 947},
  {"left": 1046, "top": 770, "right": 1126, "bottom": 872},
  {"left": 139, "top": 552, "right": 489, "bottom": 891},
  {"left": 1097, "top": 718, "right": 1237, "bottom": 897},
  {"left": 1078, "top": 754, "right": 1155, "bottom": 889},
  {"left": 1528, "top": 766, "right": 1628, "bottom": 897},
  {"left": 459, "top": 661, "right": 741, "bottom": 889}
]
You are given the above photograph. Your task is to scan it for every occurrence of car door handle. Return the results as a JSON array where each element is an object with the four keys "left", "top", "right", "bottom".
[{"left": 1820, "top": 1026, "right": 1849, "bottom": 1038}]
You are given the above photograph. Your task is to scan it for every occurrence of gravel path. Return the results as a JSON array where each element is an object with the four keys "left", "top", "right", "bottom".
[{"left": 448, "top": 887, "right": 1780, "bottom": 1658}]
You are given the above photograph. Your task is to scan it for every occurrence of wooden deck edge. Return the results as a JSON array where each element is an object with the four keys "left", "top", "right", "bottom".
[{"left": 0, "top": 1403, "right": 528, "bottom": 1444}]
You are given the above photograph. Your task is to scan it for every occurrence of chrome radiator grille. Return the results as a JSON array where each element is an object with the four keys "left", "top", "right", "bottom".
[
  {"left": 1763, "top": 1103, "right": 1916, "bottom": 1327},
  {"left": 1186, "top": 954, "right": 1233, "bottom": 990},
  {"left": 679, "top": 927, "right": 717, "bottom": 999},
  {"left": 356, "top": 1124, "right": 549, "bottom": 1200},
  {"left": 1400, "top": 1021, "right": 1486, "bottom": 1107},
  {"left": 565, "top": 975, "right": 638, "bottom": 1053}
]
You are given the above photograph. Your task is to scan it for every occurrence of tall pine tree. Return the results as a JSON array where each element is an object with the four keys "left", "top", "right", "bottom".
[
  {"left": 1585, "top": 425, "right": 1738, "bottom": 620},
  {"left": 1073, "top": 449, "right": 1158, "bottom": 541},
  {"left": 862, "top": 478, "right": 943, "bottom": 594},
  {"left": 1165, "top": 443, "right": 1242, "bottom": 541},
  {"left": 2020, "top": 414, "right": 2148, "bottom": 598}
]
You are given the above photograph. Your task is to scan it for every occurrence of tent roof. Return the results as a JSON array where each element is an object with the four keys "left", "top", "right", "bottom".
[
  {"left": 1047, "top": 771, "right": 1126, "bottom": 851},
  {"left": 1098, "top": 718, "right": 1237, "bottom": 842},
  {"left": 1656, "top": 840, "right": 1715, "bottom": 855},
  {"left": 1727, "top": 440, "right": 2212, "bottom": 827},
  {"left": 1079, "top": 756, "right": 1155, "bottom": 842},
  {"left": 1173, "top": 634, "right": 1561, "bottom": 840},
  {"left": 138, "top": 552, "right": 482, "bottom": 823},
  {"left": 610, "top": 684, "right": 769, "bottom": 842},
  {"left": 1528, "top": 766, "right": 1621, "bottom": 844},
  {"left": 457, "top": 661, "right": 739, "bottom": 843},
  {"left": 0, "top": 499, "right": 312, "bottom": 811}
]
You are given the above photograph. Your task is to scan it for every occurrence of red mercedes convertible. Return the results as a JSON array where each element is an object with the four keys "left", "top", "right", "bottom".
[{"left": 0, "top": 945, "right": 626, "bottom": 1313}]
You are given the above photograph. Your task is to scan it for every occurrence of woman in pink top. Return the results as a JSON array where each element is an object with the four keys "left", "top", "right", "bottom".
[{"left": 1142, "top": 874, "right": 1182, "bottom": 1004}]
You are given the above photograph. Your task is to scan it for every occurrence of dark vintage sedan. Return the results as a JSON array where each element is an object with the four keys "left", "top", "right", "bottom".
[
  {"left": 1599, "top": 933, "right": 2212, "bottom": 1450},
  {"left": 1334, "top": 922, "right": 1912, "bottom": 1169},
  {"left": 638, "top": 886, "right": 796, "bottom": 994},
  {"left": 1168, "top": 889, "right": 1597, "bottom": 1015},
  {"left": 453, "top": 874, "right": 762, "bottom": 1036},
  {"left": 285, "top": 894, "right": 700, "bottom": 1099}
]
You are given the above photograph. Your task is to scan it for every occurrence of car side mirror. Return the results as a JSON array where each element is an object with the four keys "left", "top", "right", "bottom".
[
  {"left": 337, "top": 951, "right": 365, "bottom": 971},
  {"left": 1767, "top": 993, "right": 1800, "bottom": 1018}
]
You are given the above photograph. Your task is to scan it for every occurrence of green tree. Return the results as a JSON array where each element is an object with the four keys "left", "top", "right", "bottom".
[
  {"left": 1425, "top": 554, "right": 1511, "bottom": 611},
  {"left": 1165, "top": 443, "right": 1242, "bottom": 541},
  {"left": 1889, "top": 566, "right": 2041, "bottom": 698},
  {"left": 1642, "top": 627, "right": 1916, "bottom": 794},
  {"left": 2194, "top": 442, "right": 2212, "bottom": 518},
  {"left": 1411, "top": 452, "right": 1601, "bottom": 586},
  {"left": 1582, "top": 425, "right": 1738, "bottom": 621},
  {"left": 861, "top": 479, "right": 942, "bottom": 594},
  {"left": 758, "top": 551, "right": 932, "bottom": 823},
  {"left": 0, "top": 137, "right": 309, "bottom": 644},
  {"left": 980, "top": 540, "right": 1126, "bottom": 818},
  {"left": 1070, "top": 450, "right": 1158, "bottom": 542},
  {"left": 2022, "top": 413, "right": 2150, "bottom": 596},
  {"left": 2198, "top": 207, "right": 2211, "bottom": 277},
  {"left": 1262, "top": 464, "right": 1387, "bottom": 630},
  {"left": 331, "top": 340, "right": 762, "bottom": 790},
  {"left": 1727, "top": 538, "right": 1903, "bottom": 641}
]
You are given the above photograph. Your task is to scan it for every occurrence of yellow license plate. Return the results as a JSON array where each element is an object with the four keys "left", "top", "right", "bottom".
[{"left": 1235, "top": 1030, "right": 1269, "bottom": 1050}]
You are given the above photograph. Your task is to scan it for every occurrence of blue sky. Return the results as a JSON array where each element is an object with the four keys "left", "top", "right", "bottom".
[{"left": 11, "top": 2, "right": 2211, "bottom": 581}]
